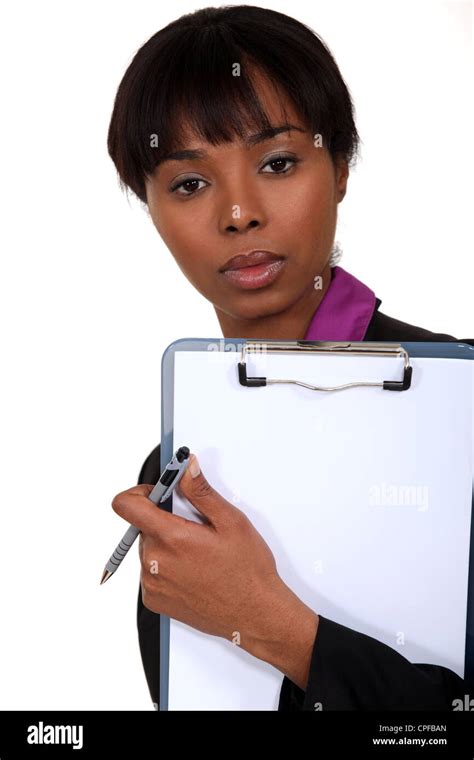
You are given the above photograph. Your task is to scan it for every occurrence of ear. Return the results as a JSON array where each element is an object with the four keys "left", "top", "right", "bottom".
[{"left": 334, "top": 155, "right": 349, "bottom": 202}]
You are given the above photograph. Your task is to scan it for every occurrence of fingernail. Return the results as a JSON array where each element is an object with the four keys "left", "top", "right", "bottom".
[{"left": 189, "top": 454, "right": 200, "bottom": 478}]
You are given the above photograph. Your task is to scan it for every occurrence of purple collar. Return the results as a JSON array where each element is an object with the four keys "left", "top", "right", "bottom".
[{"left": 303, "top": 265, "right": 377, "bottom": 341}]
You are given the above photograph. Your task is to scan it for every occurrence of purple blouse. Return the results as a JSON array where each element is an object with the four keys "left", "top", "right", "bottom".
[{"left": 303, "top": 265, "right": 377, "bottom": 341}]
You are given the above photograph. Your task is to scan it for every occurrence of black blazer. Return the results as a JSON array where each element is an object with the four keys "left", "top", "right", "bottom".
[{"left": 136, "top": 301, "right": 474, "bottom": 710}]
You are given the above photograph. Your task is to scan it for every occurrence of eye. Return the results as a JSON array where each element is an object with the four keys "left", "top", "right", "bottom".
[
  {"left": 170, "top": 177, "right": 207, "bottom": 196},
  {"left": 260, "top": 154, "right": 299, "bottom": 174},
  {"left": 169, "top": 154, "right": 299, "bottom": 197}
]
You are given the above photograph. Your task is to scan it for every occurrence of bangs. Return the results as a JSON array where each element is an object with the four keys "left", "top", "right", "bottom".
[
  {"left": 108, "top": 6, "right": 360, "bottom": 204},
  {"left": 145, "top": 48, "right": 293, "bottom": 172}
]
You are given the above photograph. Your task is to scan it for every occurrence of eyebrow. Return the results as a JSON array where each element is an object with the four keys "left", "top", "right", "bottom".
[{"left": 160, "top": 124, "right": 306, "bottom": 163}]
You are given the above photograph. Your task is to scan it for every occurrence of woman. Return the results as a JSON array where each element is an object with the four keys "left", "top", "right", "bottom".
[{"left": 107, "top": 5, "right": 473, "bottom": 710}]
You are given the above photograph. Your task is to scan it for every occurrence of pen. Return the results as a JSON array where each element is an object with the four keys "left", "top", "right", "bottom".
[{"left": 100, "top": 445, "right": 191, "bottom": 584}]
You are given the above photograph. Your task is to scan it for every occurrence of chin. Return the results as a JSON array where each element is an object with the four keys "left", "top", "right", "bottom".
[{"left": 224, "top": 291, "right": 294, "bottom": 320}]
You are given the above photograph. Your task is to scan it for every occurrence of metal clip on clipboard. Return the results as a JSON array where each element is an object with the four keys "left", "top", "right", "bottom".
[{"left": 237, "top": 340, "right": 413, "bottom": 392}]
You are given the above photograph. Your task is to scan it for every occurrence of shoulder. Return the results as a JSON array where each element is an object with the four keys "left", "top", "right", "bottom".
[
  {"left": 137, "top": 442, "right": 161, "bottom": 484},
  {"left": 364, "top": 301, "right": 473, "bottom": 345}
]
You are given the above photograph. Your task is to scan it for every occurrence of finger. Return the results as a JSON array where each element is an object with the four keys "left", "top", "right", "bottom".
[
  {"left": 112, "top": 484, "right": 189, "bottom": 537},
  {"left": 177, "top": 453, "right": 239, "bottom": 527}
]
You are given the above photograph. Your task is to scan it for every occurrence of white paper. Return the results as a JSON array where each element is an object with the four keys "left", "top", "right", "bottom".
[{"left": 167, "top": 351, "right": 473, "bottom": 710}]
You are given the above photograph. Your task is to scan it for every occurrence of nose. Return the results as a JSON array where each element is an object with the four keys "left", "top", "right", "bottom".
[
  {"left": 217, "top": 180, "right": 268, "bottom": 235},
  {"left": 226, "top": 217, "right": 260, "bottom": 233}
]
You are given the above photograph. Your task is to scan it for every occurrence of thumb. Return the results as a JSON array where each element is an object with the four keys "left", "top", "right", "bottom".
[{"left": 177, "top": 453, "right": 234, "bottom": 526}]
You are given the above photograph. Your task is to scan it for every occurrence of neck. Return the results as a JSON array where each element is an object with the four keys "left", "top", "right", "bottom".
[{"left": 215, "top": 262, "right": 332, "bottom": 340}]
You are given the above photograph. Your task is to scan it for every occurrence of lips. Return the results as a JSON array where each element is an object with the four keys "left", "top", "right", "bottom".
[
  {"left": 219, "top": 250, "right": 285, "bottom": 272},
  {"left": 221, "top": 258, "right": 287, "bottom": 290}
]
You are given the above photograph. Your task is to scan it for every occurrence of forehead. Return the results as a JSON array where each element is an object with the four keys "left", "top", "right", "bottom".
[
  {"left": 244, "top": 65, "right": 303, "bottom": 124},
  {"left": 174, "top": 65, "right": 307, "bottom": 150}
]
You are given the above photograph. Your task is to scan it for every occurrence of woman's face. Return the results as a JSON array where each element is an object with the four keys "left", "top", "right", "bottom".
[{"left": 145, "top": 69, "right": 348, "bottom": 327}]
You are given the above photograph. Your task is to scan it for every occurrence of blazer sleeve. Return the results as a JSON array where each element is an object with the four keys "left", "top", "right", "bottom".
[
  {"left": 278, "top": 615, "right": 473, "bottom": 711},
  {"left": 136, "top": 443, "right": 163, "bottom": 708}
]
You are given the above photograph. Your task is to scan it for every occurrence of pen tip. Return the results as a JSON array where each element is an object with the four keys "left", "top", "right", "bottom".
[{"left": 100, "top": 568, "right": 113, "bottom": 585}]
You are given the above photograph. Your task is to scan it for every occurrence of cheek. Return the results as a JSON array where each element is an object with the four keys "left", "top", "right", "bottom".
[
  {"left": 170, "top": 231, "right": 213, "bottom": 285},
  {"left": 159, "top": 222, "right": 219, "bottom": 299},
  {"left": 287, "top": 177, "right": 334, "bottom": 227},
  {"left": 149, "top": 200, "right": 212, "bottom": 277}
]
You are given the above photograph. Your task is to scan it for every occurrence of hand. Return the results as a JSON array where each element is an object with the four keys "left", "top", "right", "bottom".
[{"left": 111, "top": 453, "right": 319, "bottom": 690}]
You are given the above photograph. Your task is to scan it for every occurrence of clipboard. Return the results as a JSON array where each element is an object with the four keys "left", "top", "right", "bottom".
[{"left": 158, "top": 339, "right": 474, "bottom": 710}]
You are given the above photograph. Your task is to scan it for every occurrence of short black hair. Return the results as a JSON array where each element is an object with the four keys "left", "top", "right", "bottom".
[{"left": 107, "top": 5, "right": 360, "bottom": 204}]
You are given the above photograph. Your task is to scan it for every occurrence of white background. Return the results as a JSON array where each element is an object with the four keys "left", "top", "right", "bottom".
[{"left": 0, "top": 0, "right": 472, "bottom": 708}]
